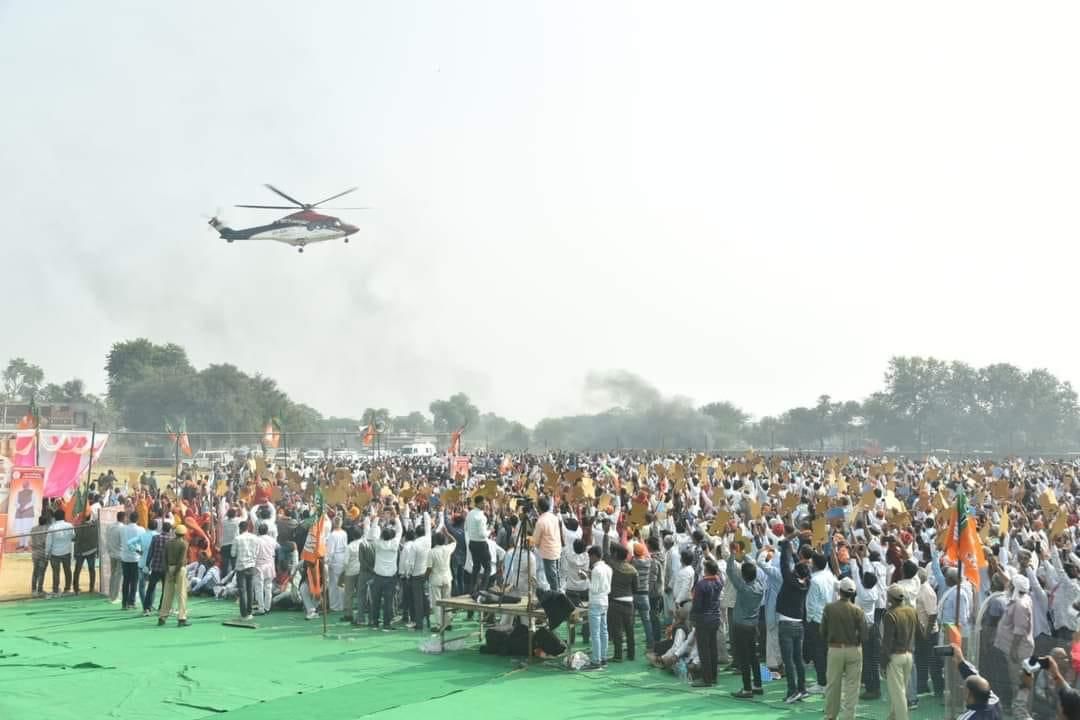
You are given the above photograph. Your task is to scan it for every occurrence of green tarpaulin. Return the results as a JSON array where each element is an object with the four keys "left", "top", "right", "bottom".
[{"left": 0, "top": 596, "right": 945, "bottom": 720}]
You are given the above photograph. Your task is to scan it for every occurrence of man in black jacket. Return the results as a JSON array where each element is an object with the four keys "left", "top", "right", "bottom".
[
  {"left": 776, "top": 531, "right": 811, "bottom": 703},
  {"left": 689, "top": 558, "right": 724, "bottom": 688}
]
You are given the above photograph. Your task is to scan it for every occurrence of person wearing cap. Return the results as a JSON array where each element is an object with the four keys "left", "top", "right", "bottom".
[
  {"left": 881, "top": 584, "right": 918, "bottom": 720},
  {"left": 158, "top": 525, "right": 191, "bottom": 627},
  {"left": 821, "top": 576, "right": 866, "bottom": 720},
  {"left": 994, "top": 574, "right": 1034, "bottom": 720}
]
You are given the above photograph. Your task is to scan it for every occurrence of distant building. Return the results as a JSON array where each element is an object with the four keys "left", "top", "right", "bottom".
[{"left": 0, "top": 402, "right": 93, "bottom": 431}]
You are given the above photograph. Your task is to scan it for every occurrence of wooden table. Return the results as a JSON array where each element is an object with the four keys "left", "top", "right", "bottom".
[{"left": 434, "top": 595, "right": 580, "bottom": 660}]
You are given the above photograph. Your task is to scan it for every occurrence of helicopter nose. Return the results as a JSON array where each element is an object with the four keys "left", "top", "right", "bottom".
[{"left": 343, "top": 224, "right": 359, "bottom": 235}]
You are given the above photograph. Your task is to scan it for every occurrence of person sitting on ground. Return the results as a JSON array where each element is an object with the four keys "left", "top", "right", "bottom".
[{"left": 648, "top": 604, "right": 698, "bottom": 673}]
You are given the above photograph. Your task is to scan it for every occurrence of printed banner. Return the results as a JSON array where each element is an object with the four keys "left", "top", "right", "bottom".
[
  {"left": 0, "top": 455, "right": 11, "bottom": 514},
  {"left": 450, "top": 456, "right": 471, "bottom": 481},
  {"left": 12, "top": 431, "right": 109, "bottom": 498},
  {"left": 7, "top": 466, "right": 45, "bottom": 551}
]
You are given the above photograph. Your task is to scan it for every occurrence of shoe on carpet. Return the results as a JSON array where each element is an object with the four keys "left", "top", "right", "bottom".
[
  {"left": 177, "top": 619, "right": 191, "bottom": 627},
  {"left": 690, "top": 680, "right": 712, "bottom": 688},
  {"left": 784, "top": 693, "right": 801, "bottom": 704},
  {"left": 752, "top": 687, "right": 764, "bottom": 695},
  {"left": 797, "top": 690, "right": 810, "bottom": 701},
  {"left": 806, "top": 684, "right": 825, "bottom": 694},
  {"left": 731, "top": 690, "right": 755, "bottom": 699},
  {"left": 157, "top": 618, "right": 166, "bottom": 626}
]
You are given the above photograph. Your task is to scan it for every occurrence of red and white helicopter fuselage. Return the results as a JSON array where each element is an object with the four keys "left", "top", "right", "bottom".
[{"left": 209, "top": 184, "right": 363, "bottom": 253}]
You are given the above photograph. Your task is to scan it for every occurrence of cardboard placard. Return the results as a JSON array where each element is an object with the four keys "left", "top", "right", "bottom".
[
  {"left": 440, "top": 489, "right": 461, "bottom": 506},
  {"left": 812, "top": 518, "right": 827, "bottom": 546},
  {"left": 990, "top": 480, "right": 1010, "bottom": 500},
  {"left": 781, "top": 493, "right": 799, "bottom": 514},
  {"left": 1040, "top": 489, "right": 1059, "bottom": 517},
  {"left": 1051, "top": 510, "right": 1069, "bottom": 540},
  {"left": 709, "top": 510, "right": 731, "bottom": 535}
]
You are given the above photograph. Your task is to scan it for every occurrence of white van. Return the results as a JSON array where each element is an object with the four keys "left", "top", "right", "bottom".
[{"left": 399, "top": 442, "right": 436, "bottom": 458}]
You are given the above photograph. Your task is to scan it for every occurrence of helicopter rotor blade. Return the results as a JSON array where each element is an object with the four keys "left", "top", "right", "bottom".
[
  {"left": 264, "top": 184, "right": 307, "bottom": 208},
  {"left": 310, "top": 186, "right": 358, "bottom": 207},
  {"left": 235, "top": 204, "right": 300, "bottom": 209},
  {"left": 311, "top": 206, "right": 369, "bottom": 210}
]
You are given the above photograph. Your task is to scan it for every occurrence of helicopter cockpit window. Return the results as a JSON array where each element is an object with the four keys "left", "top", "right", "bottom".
[{"left": 333, "top": 220, "right": 341, "bottom": 227}]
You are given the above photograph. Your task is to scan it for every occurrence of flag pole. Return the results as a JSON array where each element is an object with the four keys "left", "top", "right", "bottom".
[
  {"left": 175, "top": 431, "right": 181, "bottom": 497},
  {"left": 321, "top": 556, "right": 328, "bottom": 636},
  {"left": 33, "top": 395, "right": 40, "bottom": 466},
  {"left": 85, "top": 422, "right": 97, "bottom": 493},
  {"left": 954, "top": 494, "right": 963, "bottom": 643}
]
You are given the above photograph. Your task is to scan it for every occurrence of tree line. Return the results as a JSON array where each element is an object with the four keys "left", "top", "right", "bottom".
[{"left": 3, "top": 342, "right": 1078, "bottom": 453}]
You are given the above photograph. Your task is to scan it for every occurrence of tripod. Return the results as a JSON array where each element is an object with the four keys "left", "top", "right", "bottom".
[{"left": 495, "top": 505, "right": 539, "bottom": 666}]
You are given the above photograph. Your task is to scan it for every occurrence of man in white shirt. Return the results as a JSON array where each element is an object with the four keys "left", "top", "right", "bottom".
[
  {"left": 105, "top": 512, "right": 126, "bottom": 602},
  {"left": 325, "top": 516, "right": 348, "bottom": 611},
  {"left": 46, "top": 509, "right": 75, "bottom": 595},
  {"left": 673, "top": 548, "right": 696, "bottom": 609},
  {"left": 587, "top": 545, "right": 612, "bottom": 669},
  {"left": 805, "top": 553, "right": 837, "bottom": 693},
  {"left": 219, "top": 508, "right": 241, "bottom": 577},
  {"left": 428, "top": 529, "right": 457, "bottom": 632},
  {"left": 232, "top": 521, "right": 259, "bottom": 620},
  {"left": 465, "top": 497, "right": 490, "bottom": 598},
  {"left": 120, "top": 512, "right": 143, "bottom": 609},
  {"left": 367, "top": 508, "right": 402, "bottom": 630},
  {"left": 407, "top": 513, "right": 432, "bottom": 631},
  {"left": 561, "top": 538, "right": 591, "bottom": 607}
]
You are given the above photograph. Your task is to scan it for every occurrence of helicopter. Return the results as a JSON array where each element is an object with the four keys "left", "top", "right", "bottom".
[{"left": 208, "top": 184, "right": 364, "bottom": 253}]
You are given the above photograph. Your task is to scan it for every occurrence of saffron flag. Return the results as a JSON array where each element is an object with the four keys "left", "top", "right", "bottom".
[
  {"left": 178, "top": 419, "right": 193, "bottom": 458},
  {"left": 943, "top": 488, "right": 986, "bottom": 590},
  {"left": 16, "top": 413, "right": 34, "bottom": 430},
  {"left": 302, "top": 513, "right": 328, "bottom": 598},
  {"left": 362, "top": 423, "right": 375, "bottom": 447},
  {"left": 448, "top": 426, "right": 464, "bottom": 456},
  {"left": 262, "top": 419, "right": 281, "bottom": 449}
]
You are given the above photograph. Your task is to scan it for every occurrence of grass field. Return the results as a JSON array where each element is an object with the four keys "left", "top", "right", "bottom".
[{"left": 0, "top": 594, "right": 955, "bottom": 720}]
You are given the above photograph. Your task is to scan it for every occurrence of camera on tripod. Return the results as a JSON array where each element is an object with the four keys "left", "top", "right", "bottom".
[{"left": 510, "top": 494, "right": 534, "bottom": 514}]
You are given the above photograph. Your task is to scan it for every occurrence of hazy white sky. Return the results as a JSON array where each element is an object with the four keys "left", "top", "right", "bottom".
[{"left": 2, "top": 2, "right": 1079, "bottom": 425}]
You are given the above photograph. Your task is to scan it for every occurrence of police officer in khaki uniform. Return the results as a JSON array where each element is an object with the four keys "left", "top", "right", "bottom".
[
  {"left": 881, "top": 584, "right": 918, "bottom": 720},
  {"left": 821, "top": 576, "right": 866, "bottom": 720}
]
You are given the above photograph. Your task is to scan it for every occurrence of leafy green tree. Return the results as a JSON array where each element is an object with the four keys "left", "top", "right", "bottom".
[
  {"left": 429, "top": 393, "right": 479, "bottom": 432},
  {"left": 2, "top": 358, "right": 44, "bottom": 400},
  {"left": 391, "top": 411, "right": 433, "bottom": 434}
]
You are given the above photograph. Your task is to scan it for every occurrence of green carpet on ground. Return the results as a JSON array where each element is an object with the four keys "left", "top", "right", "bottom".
[{"left": 0, "top": 596, "right": 951, "bottom": 720}]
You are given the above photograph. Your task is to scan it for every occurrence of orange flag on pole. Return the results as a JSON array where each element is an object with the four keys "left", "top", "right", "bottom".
[{"left": 943, "top": 489, "right": 986, "bottom": 590}]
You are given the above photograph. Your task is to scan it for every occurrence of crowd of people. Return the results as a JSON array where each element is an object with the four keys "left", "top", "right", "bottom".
[{"left": 21, "top": 448, "right": 1080, "bottom": 720}]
